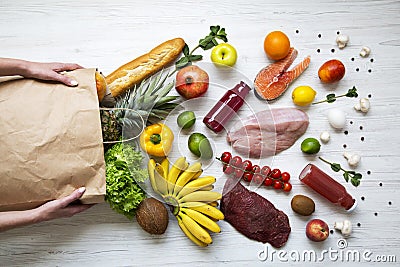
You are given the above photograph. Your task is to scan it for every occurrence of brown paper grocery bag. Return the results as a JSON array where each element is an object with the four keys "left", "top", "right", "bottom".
[{"left": 0, "top": 68, "right": 106, "bottom": 211}]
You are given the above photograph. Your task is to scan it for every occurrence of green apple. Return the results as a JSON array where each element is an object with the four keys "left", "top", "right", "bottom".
[{"left": 210, "top": 43, "right": 237, "bottom": 67}]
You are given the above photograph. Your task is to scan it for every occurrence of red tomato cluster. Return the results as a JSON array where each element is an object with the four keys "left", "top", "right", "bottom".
[{"left": 219, "top": 152, "right": 292, "bottom": 192}]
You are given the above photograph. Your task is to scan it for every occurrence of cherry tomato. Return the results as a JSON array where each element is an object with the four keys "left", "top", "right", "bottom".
[
  {"left": 223, "top": 164, "right": 234, "bottom": 175},
  {"left": 263, "top": 177, "right": 273, "bottom": 186},
  {"left": 220, "top": 151, "right": 232, "bottom": 164},
  {"left": 252, "top": 165, "right": 261, "bottom": 174},
  {"left": 281, "top": 172, "right": 291, "bottom": 182},
  {"left": 242, "top": 160, "right": 253, "bottom": 172},
  {"left": 253, "top": 173, "right": 264, "bottom": 184},
  {"left": 242, "top": 172, "right": 253, "bottom": 182},
  {"left": 233, "top": 168, "right": 244, "bottom": 179},
  {"left": 230, "top": 156, "right": 243, "bottom": 168},
  {"left": 271, "top": 169, "right": 282, "bottom": 179},
  {"left": 273, "top": 180, "right": 283, "bottom": 190},
  {"left": 283, "top": 182, "right": 292, "bottom": 192},
  {"left": 261, "top": 166, "right": 272, "bottom": 177}
]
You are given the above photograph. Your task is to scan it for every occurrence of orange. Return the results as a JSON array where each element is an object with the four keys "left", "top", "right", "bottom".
[{"left": 263, "top": 31, "right": 291, "bottom": 61}]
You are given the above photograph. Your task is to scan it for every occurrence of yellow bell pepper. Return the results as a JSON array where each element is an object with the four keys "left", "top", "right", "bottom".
[{"left": 140, "top": 123, "right": 174, "bottom": 157}]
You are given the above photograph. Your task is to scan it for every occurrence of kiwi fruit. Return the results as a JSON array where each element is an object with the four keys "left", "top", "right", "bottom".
[{"left": 291, "top": 195, "right": 315, "bottom": 216}]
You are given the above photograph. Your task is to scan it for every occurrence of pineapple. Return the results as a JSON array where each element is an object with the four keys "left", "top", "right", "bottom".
[
  {"left": 100, "top": 109, "right": 122, "bottom": 151},
  {"left": 100, "top": 71, "right": 179, "bottom": 149}
]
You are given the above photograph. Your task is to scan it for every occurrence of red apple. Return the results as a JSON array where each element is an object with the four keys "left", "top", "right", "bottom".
[
  {"left": 306, "top": 219, "right": 329, "bottom": 242},
  {"left": 175, "top": 65, "right": 209, "bottom": 99},
  {"left": 318, "top": 59, "right": 345, "bottom": 83}
]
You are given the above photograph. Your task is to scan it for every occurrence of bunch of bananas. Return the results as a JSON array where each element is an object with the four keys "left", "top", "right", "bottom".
[{"left": 148, "top": 156, "right": 224, "bottom": 247}]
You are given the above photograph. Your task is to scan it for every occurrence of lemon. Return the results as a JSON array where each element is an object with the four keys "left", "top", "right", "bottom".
[{"left": 292, "top": 86, "right": 316, "bottom": 106}]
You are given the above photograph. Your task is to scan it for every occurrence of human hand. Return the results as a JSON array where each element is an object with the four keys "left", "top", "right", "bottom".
[
  {"left": 34, "top": 187, "right": 93, "bottom": 223},
  {"left": 24, "top": 61, "right": 83, "bottom": 87}
]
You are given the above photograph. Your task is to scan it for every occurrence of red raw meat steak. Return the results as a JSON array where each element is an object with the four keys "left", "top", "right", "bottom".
[{"left": 221, "top": 178, "right": 291, "bottom": 248}]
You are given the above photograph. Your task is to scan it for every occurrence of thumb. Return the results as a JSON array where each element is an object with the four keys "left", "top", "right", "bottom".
[{"left": 59, "top": 187, "right": 86, "bottom": 207}]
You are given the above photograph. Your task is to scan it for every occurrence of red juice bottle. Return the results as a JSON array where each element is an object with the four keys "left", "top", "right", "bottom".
[
  {"left": 299, "top": 163, "right": 357, "bottom": 211},
  {"left": 203, "top": 81, "right": 251, "bottom": 133}
]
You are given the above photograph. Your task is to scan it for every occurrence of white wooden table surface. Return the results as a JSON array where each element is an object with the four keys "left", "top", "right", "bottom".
[{"left": 1, "top": 0, "right": 400, "bottom": 266}]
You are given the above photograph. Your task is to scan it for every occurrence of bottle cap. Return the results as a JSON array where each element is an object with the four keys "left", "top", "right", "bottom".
[{"left": 346, "top": 199, "right": 357, "bottom": 212}]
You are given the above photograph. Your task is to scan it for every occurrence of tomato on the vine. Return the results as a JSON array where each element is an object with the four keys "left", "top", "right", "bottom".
[
  {"left": 242, "top": 160, "right": 253, "bottom": 172},
  {"left": 252, "top": 165, "right": 261, "bottom": 174},
  {"left": 218, "top": 152, "right": 292, "bottom": 192},
  {"left": 230, "top": 156, "right": 243, "bottom": 168},
  {"left": 273, "top": 180, "right": 283, "bottom": 189},
  {"left": 261, "top": 166, "right": 272, "bottom": 177},
  {"left": 220, "top": 152, "right": 232, "bottom": 164},
  {"left": 233, "top": 168, "right": 244, "bottom": 179},
  {"left": 281, "top": 172, "right": 290, "bottom": 182},
  {"left": 283, "top": 182, "right": 292, "bottom": 192},
  {"left": 271, "top": 169, "right": 282, "bottom": 179},
  {"left": 263, "top": 177, "right": 273, "bottom": 186},
  {"left": 223, "top": 164, "right": 234, "bottom": 175},
  {"left": 253, "top": 173, "right": 264, "bottom": 184},
  {"left": 242, "top": 172, "right": 253, "bottom": 182}
]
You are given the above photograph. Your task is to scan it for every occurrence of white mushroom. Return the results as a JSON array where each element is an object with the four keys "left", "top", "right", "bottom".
[
  {"left": 360, "top": 46, "right": 371, "bottom": 57},
  {"left": 354, "top": 98, "right": 370, "bottom": 113},
  {"left": 334, "top": 219, "right": 352, "bottom": 237},
  {"left": 320, "top": 131, "right": 330, "bottom": 143},
  {"left": 343, "top": 152, "right": 361, "bottom": 167},
  {"left": 336, "top": 34, "right": 349, "bottom": 49}
]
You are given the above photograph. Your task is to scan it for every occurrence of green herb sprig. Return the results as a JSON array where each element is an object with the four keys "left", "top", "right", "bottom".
[
  {"left": 174, "top": 25, "right": 228, "bottom": 70},
  {"left": 312, "top": 86, "right": 358, "bottom": 105},
  {"left": 319, "top": 156, "right": 362, "bottom": 187}
]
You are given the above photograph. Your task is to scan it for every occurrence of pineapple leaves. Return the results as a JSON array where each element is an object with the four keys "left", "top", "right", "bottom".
[
  {"left": 154, "top": 95, "right": 180, "bottom": 107},
  {"left": 154, "top": 81, "right": 174, "bottom": 100},
  {"left": 155, "top": 103, "right": 180, "bottom": 111},
  {"left": 113, "top": 70, "right": 178, "bottom": 126}
]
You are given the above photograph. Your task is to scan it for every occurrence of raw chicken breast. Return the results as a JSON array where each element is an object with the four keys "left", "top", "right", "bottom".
[{"left": 227, "top": 108, "right": 309, "bottom": 158}]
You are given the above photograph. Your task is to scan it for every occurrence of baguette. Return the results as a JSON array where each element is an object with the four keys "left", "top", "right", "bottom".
[{"left": 106, "top": 37, "right": 185, "bottom": 97}]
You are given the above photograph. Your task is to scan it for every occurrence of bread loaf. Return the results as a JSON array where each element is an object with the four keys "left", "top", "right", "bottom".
[{"left": 106, "top": 38, "right": 185, "bottom": 97}]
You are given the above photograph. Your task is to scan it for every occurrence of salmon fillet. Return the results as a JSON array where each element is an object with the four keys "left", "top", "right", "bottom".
[{"left": 254, "top": 48, "right": 311, "bottom": 100}]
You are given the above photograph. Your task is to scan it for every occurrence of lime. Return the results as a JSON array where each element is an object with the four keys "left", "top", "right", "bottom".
[
  {"left": 292, "top": 86, "right": 316, "bottom": 106},
  {"left": 177, "top": 111, "right": 196, "bottom": 129},
  {"left": 301, "top": 138, "right": 321, "bottom": 154},
  {"left": 188, "top": 133, "right": 213, "bottom": 160}
]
